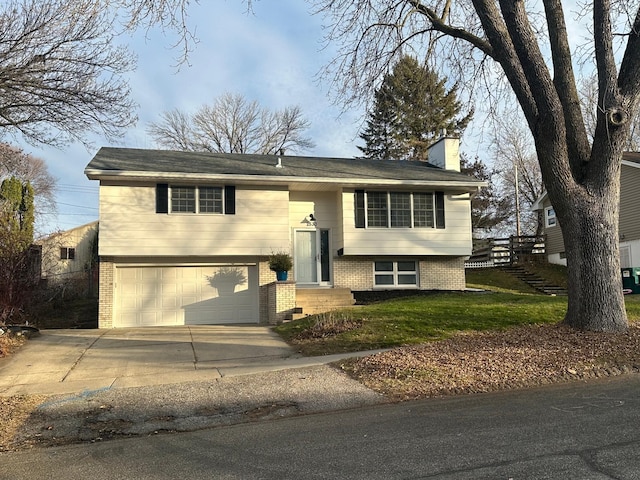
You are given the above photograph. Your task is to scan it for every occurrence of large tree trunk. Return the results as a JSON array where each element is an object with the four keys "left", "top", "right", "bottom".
[{"left": 556, "top": 185, "right": 628, "bottom": 332}]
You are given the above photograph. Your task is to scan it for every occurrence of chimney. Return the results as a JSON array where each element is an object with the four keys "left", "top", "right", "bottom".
[{"left": 427, "top": 134, "right": 461, "bottom": 172}]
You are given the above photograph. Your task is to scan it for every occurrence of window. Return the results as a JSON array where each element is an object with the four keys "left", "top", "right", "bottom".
[
  {"left": 199, "top": 187, "right": 223, "bottom": 213},
  {"left": 60, "top": 247, "right": 75, "bottom": 260},
  {"left": 367, "top": 192, "right": 388, "bottom": 227},
  {"left": 170, "top": 186, "right": 223, "bottom": 214},
  {"left": 355, "top": 191, "right": 444, "bottom": 229},
  {"left": 545, "top": 206, "right": 556, "bottom": 227},
  {"left": 374, "top": 261, "right": 418, "bottom": 288}
]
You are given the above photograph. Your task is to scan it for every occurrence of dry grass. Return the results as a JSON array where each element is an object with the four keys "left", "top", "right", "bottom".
[
  {"left": 0, "top": 332, "right": 25, "bottom": 358},
  {"left": 339, "top": 323, "right": 640, "bottom": 400}
]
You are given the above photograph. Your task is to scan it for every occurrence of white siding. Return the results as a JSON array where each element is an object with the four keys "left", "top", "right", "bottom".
[
  {"left": 340, "top": 190, "right": 473, "bottom": 256},
  {"left": 99, "top": 182, "right": 290, "bottom": 256},
  {"left": 288, "top": 190, "right": 339, "bottom": 238}
]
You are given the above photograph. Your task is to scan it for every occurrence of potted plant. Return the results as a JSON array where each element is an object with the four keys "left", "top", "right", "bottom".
[{"left": 268, "top": 251, "right": 293, "bottom": 281}]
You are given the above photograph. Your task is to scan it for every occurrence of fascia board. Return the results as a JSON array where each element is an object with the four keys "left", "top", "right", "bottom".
[{"left": 84, "top": 169, "right": 486, "bottom": 192}]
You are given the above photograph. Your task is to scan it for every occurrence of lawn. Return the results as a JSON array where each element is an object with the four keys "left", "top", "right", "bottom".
[{"left": 275, "top": 267, "right": 640, "bottom": 356}]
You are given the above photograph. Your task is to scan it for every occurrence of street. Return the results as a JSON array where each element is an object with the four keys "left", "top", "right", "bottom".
[{"left": 2, "top": 374, "right": 640, "bottom": 479}]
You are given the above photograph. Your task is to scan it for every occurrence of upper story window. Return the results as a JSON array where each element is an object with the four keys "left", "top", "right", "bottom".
[
  {"left": 355, "top": 190, "right": 444, "bottom": 229},
  {"left": 170, "top": 186, "right": 223, "bottom": 214},
  {"left": 545, "top": 206, "right": 556, "bottom": 227},
  {"left": 60, "top": 247, "right": 75, "bottom": 260},
  {"left": 156, "top": 184, "right": 235, "bottom": 215}
]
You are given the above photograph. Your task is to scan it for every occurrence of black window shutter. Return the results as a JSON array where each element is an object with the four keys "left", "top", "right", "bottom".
[
  {"left": 355, "top": 190, "right": 365, "bottom": 228},
  {"left": 224, "top": 185, "right": 236, "bottom": 214},
  {"left": 156, "top": 184, "right": 168, "bottom": 214},
  {"left": 435, "top": 191, "right": 445, "bottom": 229}
]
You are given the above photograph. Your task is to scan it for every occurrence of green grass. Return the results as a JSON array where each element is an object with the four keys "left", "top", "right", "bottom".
[
  {"left": 275, "top": 292, "right": 569, "bottom": 355},
  {"left": 275, "top": 266, "right": 640, "bottom": 356}
]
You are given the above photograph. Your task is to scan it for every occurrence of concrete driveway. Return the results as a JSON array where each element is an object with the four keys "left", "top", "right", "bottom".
[{"left": 0, "top": 325, "right": 308, "bottom": 395}]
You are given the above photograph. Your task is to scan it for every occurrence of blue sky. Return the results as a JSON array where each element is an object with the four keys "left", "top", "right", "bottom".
[{"left": 23, "top": 1, "right": 366, "bottom": 234}]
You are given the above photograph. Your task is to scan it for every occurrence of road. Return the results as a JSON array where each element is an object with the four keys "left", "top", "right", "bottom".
[{"left": 3, "top": 375, "right": 640, "bottom": 479}]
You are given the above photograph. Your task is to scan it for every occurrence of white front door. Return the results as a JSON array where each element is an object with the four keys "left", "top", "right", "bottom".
[{"left": 294, "top": 229, "right": 330, "bottom": 285}]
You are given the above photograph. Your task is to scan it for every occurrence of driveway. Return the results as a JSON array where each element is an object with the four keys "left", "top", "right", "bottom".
[{"left": 0, "top": 325, "right": 306, "bottom": 395}]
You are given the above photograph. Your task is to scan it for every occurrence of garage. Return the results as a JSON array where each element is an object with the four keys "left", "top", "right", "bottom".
[{"left": 115, "top": 265, "right": 258, "bottom": 327}]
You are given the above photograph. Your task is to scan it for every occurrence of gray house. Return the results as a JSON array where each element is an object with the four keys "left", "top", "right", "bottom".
[{"left": 533, "top": 152, "right": 640, "bottom": 267}]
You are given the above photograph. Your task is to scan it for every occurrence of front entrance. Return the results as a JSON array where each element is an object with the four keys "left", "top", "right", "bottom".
[{"left": 294, "top": 229, "right": 331, "bottom": 285}]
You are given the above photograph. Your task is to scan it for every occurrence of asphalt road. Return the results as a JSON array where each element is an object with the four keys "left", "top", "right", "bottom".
[{"left": 3, "top": 374, "right": 640, "bottom": 479}]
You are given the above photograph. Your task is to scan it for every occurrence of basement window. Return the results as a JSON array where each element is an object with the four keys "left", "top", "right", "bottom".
[{"left": 374, "top": 261, "right": 418, "bottom": 288}]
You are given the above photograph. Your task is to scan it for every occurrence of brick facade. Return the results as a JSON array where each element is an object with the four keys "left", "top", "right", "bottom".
[
  {"left": 265, "top": 280, "right": 297, "bottom": 324},
  {"left": 98, "top": 258, "right": 114, "bottom": 328},
  {"left": 333, "top": 256, "right": 466, "bottom": 291}
]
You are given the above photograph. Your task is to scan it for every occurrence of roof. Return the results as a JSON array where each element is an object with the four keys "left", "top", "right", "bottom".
[
  {"left": 623, "top": 152, "right": 640, "bottom": 166},
  {"left": 84, "top": 147, "right": 485, "bottom": 192}
]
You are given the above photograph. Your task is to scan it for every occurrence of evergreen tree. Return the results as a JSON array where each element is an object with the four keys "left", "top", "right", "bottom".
[
  {"left": 0, "top": 177, "right": 34, "bottom": 250},
  {"left": 0, "top": 177, "right": 35, "bottom": 322},
  {"left": 358, "top": 56, "right": 472, "bottom": 160}
]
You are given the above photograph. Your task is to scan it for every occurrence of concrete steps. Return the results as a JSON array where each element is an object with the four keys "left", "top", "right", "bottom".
[
  {"left": 282, "top": 288, "right": 356, "bottom": 321},
  {"left": 500, "top": 266, "right": 568, "bottom": 296}
]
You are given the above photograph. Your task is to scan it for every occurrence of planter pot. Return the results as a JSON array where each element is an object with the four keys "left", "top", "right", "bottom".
[{"left": 276, "top": 270, "right": 288, "bottom": 281}]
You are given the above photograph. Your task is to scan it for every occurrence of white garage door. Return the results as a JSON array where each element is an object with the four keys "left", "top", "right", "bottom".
[{"left": 115, "top": 265, "right": 258, "bottom": 327}]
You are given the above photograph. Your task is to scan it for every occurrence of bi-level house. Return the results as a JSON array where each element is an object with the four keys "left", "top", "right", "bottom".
[
  {"left": 85, "top": 136, "right": 484, "bottom": 328},
  {"left": 533, "top": 152, "right": 640, "bottom": 267}
]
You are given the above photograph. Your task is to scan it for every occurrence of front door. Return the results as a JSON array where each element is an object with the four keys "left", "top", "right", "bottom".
[{"left": 294, "top": 229, "right": 330, "bottom": 285}]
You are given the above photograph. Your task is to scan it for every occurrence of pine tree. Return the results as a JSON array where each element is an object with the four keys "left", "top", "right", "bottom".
[{"left": 358, "top": 56, "right": 472, "bottom": 160}]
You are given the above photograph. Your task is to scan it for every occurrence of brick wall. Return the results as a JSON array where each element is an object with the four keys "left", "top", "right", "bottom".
[
  {"left": 265, "top": 281, "right": 297, "bottom": 324},
  {"left": 334, "top": 256, "right": 466, "bottom": 291},
  {"left": 98, "top": 258, "right": 114, "bottom": 328},
  {"left": 419, "top": 256, "right": 466, "bottom": 290}
]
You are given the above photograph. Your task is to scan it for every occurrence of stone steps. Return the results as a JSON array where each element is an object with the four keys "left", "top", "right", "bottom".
[{"left": 500, "top": 266, "right": 568, "bottom": 296}]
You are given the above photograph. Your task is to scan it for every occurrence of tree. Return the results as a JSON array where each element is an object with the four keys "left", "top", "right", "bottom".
[
  {"left": 314, "top": 1, "right": 640, "bottom": 332},
  {"left": 358, "top": 55, "right": 471, "bottom": 160},
  {"left": 491, "top": 118, "right": 545, "bottom": 235},
  {"left": 147, "top": 92, "right": 315, "bottom": 154},
  {"left": 0, "top": 176, "right": 35, "bottom": 322},
  {"left": 0, "top": 0, "right": 200, "bottom": 148},
  {"left": 0, "top": 144, "right": 57, "bottom": 219},
  {"left": 460, "top": 155, "right": 512, "bottom": 235}
]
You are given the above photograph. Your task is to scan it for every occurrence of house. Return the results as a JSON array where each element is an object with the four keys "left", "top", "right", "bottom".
[
  {"left": 37, "top": 220, "right": 98, "bottom": 284},
  {"left": 84, "top": 136, "right": 484, "bottom": 328},
  {"left": 533, "top": 152, "right": 640, "bottom": 267}
]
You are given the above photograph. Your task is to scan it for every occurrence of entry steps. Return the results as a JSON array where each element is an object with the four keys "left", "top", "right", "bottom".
[
  {"left": 285, "top": 288, "right": 356, "bottom": 321},
  {"left": 500, "top": 265, "right": 568, "bottom": 296}
]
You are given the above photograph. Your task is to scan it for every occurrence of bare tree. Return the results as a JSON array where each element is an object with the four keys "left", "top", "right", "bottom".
[
  {"left": 314, "top": 0, "right": 640, "bottom": 332},
  {"left": 148, "top": 93, "right": 315, "bottom": 154},
  {"left": 491, "top": 116, "right": 545, "bottom": 235},
  {"left": 580, "top": 73, "right": 640, "bottom": 151},
  {"left": 0, "top": 0, "right": 202, "bottom": 148},
  {"left": 0, "top": 1, "right": 136, "bottom": 146},
  {"left": 0, "top": 144, "right": 56, "bottom": 215}
]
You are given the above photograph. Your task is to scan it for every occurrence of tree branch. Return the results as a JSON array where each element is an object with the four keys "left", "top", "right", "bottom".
[{"left": 542, "top": 0, "right": 591, "bottom": 168}]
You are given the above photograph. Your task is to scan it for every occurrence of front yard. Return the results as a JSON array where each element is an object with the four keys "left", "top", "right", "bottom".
[{"left": 275, "top": 268, "right": 640, "bottom": 399}]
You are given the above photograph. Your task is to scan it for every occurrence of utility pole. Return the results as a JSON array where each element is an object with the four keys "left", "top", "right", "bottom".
[{"left": 515, "top": 161, "right": 521, "bottom": 237}]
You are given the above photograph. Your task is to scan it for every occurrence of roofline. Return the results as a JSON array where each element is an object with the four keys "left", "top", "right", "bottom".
[
  {"left": 622, "top": 159, "right": 640, "bottom": 169},
  {"left": 84, "top": 169, "right": 486, "bottom": 190}
]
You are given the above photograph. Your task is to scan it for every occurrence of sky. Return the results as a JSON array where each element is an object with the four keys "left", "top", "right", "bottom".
[{"left": 21, "top": 1, "right": 369, "bottom": 234}]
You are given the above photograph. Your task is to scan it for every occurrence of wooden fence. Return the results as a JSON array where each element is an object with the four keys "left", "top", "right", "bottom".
[{"left": 465, "top": 235, "right": 546, "bottom": 268}]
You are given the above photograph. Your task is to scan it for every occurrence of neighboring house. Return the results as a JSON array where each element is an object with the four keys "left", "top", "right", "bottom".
[
  {"left": 37, "top": 220, "right": 98, "bottom": 283},
  {"left": 84, "top": 136, "right": 484, "bottom": 328},
  {"left": 533, "top": 152, "right": 640, "bottom": 267}
]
